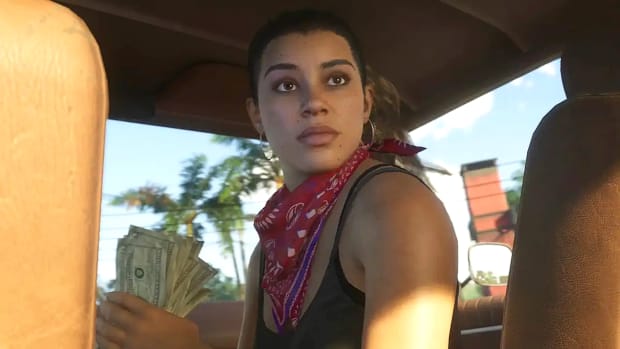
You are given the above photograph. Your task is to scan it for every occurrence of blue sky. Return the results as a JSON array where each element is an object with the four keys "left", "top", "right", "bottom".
[
  {"left": 411, "top": 59, "right": 565, "bottom": 178},
  {"left": 97, "top": 59, "right": 565, "bottom": 284}
]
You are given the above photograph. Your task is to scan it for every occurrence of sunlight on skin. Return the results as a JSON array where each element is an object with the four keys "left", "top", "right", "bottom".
[{"left": 364, "top": 288, "right": 455, "bottom": 349}]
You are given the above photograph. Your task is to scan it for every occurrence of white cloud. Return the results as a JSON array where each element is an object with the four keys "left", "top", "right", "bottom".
[
  {"left": 536, "top": 62, "right": 558, "bottom": 76},
  {"left": 510, "top": 77, "right": 535, "bottom": 88},
  {"left": 510, "top": 77, "right": 524, "bottom": 86},
  {"left": 410, "top": 92, "right": 494, "bottom": 142}
]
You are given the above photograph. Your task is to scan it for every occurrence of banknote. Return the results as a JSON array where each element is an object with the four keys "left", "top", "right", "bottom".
[{"left": 115, "top": 225, "right": 217, "bottom": 316}]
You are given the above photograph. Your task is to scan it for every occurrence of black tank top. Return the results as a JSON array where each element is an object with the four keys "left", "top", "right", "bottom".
[{"left": 254, "top": 164, "right": 459, "bottom": 349}]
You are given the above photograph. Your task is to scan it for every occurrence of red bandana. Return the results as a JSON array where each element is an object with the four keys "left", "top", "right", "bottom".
[{"left": 254, "top": 140, "right": 424, "bottom": 332}]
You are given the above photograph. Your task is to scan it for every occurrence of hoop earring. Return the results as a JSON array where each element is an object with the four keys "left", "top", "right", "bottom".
[
  {"left": 361, "top": 119, "right": 376, "bottom": 147},
  {"left": 259, "top": 132, "right": 274, "bottom": 161}
]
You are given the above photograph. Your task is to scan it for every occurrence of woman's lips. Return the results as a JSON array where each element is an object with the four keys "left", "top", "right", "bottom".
[{"left": 297, "top": 126, "right": 339, "bottom": 146}]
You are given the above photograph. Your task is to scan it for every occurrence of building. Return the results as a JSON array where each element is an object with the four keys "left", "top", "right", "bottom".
[{"left": 461, "top": 159, "right": 516, "bottom": 296}]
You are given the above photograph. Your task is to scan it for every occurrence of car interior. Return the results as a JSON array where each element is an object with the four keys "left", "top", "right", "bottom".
[{"left": 0, "top": 0, "right": 618, "bottom": 348}]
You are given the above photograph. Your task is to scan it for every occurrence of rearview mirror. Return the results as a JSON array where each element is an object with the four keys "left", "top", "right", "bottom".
[{"left": 468, "top": 243, "right": 512, "bottom": 286}]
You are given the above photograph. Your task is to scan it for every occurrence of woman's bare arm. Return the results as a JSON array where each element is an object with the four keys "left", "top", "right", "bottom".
[
  {"left": 351, "top": 172, "right": 458, "bottom": 349},
  {"left": 236, "top": 244, "right": 261, "bottom": 349}
]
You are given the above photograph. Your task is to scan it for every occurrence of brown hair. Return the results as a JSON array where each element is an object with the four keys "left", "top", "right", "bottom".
[{"left": 365, "top": 66, "right": 434, "bottom": 189}]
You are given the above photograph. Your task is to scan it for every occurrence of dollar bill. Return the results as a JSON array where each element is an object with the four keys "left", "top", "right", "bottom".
[
  {"left": 178, "top": 288, "right": 212, "bottom": 318},
  {"left": 117, "top": 240, "right": 168, "bottom": 307},
  {"left": 185, "top": 259, "right": 217, "bottom": 301},
  {"left": 127, "top": 225, "right": 179, "bottom": 293},
  {"left": 115, "top": 225, "right": 218, "bottom": 316}
]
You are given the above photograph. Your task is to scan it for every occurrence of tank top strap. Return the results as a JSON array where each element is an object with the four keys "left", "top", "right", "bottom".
[{"left": 331, "top": 164, "right": 415, "bottom": 259}]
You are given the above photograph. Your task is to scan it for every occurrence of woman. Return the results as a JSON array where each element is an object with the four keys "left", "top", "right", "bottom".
[{"left": 96, "top": 9, "right": 457, "bottom": 349}]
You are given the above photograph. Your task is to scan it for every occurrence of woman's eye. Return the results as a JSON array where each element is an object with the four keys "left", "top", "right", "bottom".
[
  {"left": 327, "top": 75, "right": 348, "bottom": 86},
  {"left": 276, "top": 81, "right": 297, "bottom": 92}
]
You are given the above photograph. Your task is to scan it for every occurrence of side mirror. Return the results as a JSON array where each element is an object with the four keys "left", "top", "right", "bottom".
[{"left": 468, "top": 243, "right": 512, "bottom": 286}]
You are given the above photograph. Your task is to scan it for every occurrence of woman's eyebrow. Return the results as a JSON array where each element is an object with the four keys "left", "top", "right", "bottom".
[
  {"left": 264, "top": 63, "right": 298, "bottom": 77},
  {"left": 321, "top": 59, "right": 355, "bottom": 70},
  {"left": 263, "top": 59, "right": 355, "bottom": 77}
]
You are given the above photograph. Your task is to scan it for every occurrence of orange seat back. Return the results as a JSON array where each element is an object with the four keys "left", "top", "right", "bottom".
[{"left": 0, "top": 1, "right": 107, "bottom": 347}]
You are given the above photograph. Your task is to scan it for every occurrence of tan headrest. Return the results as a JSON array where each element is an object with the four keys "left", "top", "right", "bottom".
[
  {"left": 502, "top": 96, "right": 620, "bottom": 348},
  {"left": 562, "top": 28, "right": 620, "bottom": 98},
  {"left": 0, "top": 0, "right": 107, "bottom": 347}
]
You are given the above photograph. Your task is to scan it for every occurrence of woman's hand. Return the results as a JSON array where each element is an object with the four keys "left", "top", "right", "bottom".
[{"left": 96, "top": 292, "right": 206, "bottom": 349}]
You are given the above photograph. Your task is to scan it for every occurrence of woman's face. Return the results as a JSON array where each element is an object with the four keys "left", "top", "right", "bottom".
[{"left": 247, "top": 30, "right": 372, "bottom": 177}]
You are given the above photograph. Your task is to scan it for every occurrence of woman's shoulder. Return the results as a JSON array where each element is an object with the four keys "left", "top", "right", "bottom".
[
  {"left": 353, "top": 160, "right": 437, "bottom": 211},
  {"left": 347, "top": 160, "right": 454, "bottom": 249}
]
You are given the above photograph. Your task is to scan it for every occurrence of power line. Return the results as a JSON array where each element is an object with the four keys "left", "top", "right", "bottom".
[
  {"left": 495, "top": 159, "right": 526, "bottom": 168},
  {"left": 463, "top": 176, "right": 523, "bottom": 189},
  {"left": 99, "top": 215, "right": 258, "bottom": 232},
  {"left": 441, "top": 190, "right": 519, "bottom": 204},
  {"left": 98, "top": 190, "right": 517, "bottom": 234},
  {"left": 468, "top": 190, "right": 519, "bottom": 202},
  {"left": 100, "top": 200, "right": 266, "bottom": 217},
  {"left": 97, "top": 238, "right": 244, "bottom": 246},
  {"left": 98, "top": 223, "right": 254, "bottom": 236},
  {"left": 99, "top": 215, "right": 257, "bottom": 231}
]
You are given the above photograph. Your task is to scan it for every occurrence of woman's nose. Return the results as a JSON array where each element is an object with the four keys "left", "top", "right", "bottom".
[{"left": 301, "top": 87, "right": 328, "bottom": 118}]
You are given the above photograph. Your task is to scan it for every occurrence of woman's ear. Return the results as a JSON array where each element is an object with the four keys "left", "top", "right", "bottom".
[
  {"left": 246, "top": 97, "right": 262, "bottom": 133},
  {"left": 363, "top": 85, "right": 374, "bottom": 123}
]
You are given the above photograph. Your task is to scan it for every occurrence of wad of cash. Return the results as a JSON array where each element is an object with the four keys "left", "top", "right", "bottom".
[{"left": 115, "top": 225, "right": 217, "bottom": 317}]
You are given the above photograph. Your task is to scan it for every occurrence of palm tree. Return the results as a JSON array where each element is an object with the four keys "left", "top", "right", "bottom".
[
  {"left": 210, "top": 135, "right": 283, "bottom": 190},
  {"left": 110, "top": 155, "right": 211, "bottom": 239},
  {"left": 111, "top": 154, "right": 252, "bottom": 294},
  {"left": 205, "top": 136, "right": 283, "bottom": 280},
  {"left": 201, "top": 194, "right": 246, "bottom": 295},
  {"left": 110, "top": 138, "right": 283, "bottom": 297}
]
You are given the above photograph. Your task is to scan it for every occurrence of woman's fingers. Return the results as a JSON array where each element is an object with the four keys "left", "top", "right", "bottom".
[
  {"left": 100, "top": 300, "right": 135, "bottom": 329},
  {"left": 106, "top": 291, "right": 151, "bottom": 315},
  {"left": 96, "top": 334, "right": 121, "bottom": 349},
  {"left": 96, "top": 317, "right": 126, "bottom": 344}
]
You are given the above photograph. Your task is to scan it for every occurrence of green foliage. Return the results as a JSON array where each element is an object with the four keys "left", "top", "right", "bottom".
[
  {"left": 506, "top": 189, "right": 521, "bottom": 211},
  {"left": 476, "top": 270, "right": 501, "bottom": 285},
  {"left": 108, "top": 137, "right": 283, "bottom": 298},
  {"left": 460, "top": 282, "right": 485, "bottom": 300},
  {"left": 210, "top": 136, "right": 283, "bottom": 194},
  {"left": 206, "top": 135, "right": 283, "bottom": 288},
  {"left": 178, "top": 155, "right": 211, "bottom": 207},
  {"left": 205, "top": 272, "right": 242, "bottom": 301},
  {"left": 109, "top": 154, "right": 212, "bottom": 239},
  {"left": 110, "top": 185, "right": 177, "bottom": 213},
  {"left": 506, "top": 165, "right": 524, "bottom": 214}
]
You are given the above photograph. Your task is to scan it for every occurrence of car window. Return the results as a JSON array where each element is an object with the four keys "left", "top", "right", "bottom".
[{"left": 97, "top": 59, "right": 566, "bottom": 302}]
